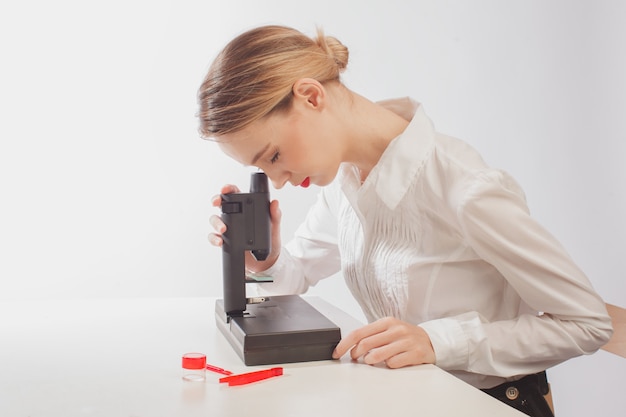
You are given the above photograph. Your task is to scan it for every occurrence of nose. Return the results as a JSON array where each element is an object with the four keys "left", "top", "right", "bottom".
[
  {"left": 270, "top": 174, "right": 288, "bottom": 190},
  {"left": 263, "top": 167, "right": 289, "bottom": 189}
]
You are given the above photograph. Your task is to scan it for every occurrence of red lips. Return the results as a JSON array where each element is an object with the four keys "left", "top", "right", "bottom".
[{"left": 300, "top": 177, "right": 310, "bottom": 188}]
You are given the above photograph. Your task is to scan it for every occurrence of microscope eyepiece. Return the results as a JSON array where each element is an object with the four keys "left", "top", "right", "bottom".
[{"left": 250, "top": 172, "right": 269, "bottom": 193}]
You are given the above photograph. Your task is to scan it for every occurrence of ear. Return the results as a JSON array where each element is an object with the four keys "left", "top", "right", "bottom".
[{"left": 292, "top": 78, "right": 325, "bottom": 110}]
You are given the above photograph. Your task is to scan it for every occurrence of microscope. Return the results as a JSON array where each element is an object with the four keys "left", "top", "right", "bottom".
[{"left": 214, "top": 172, "right": 341, "bottom": 366}]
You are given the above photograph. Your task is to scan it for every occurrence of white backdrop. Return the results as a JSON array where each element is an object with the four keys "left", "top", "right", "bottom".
[{"left": 1, "top": 1, "right": 624, "bottom": 415}]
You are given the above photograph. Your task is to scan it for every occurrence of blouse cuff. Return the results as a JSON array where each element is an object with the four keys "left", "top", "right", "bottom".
[{"left": 418, "top": 316, "right": 470, "bottom": 370}]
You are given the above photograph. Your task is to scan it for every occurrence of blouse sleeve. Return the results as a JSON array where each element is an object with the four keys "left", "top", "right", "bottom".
[
  {"left": 255, "top": 186, "right": 342, "bottom": 296},
  {"left": 420, "top": 170, "right": 613, "bottom": 376}
]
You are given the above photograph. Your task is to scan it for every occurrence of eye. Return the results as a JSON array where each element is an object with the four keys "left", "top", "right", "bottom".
[{"left": 270, "top": 150, "right": 280, "bottom": 164}]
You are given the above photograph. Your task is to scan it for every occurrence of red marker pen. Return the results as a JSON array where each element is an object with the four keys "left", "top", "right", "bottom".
[{"left": 219, "top": 367, "right": 283, "bottom": 386}]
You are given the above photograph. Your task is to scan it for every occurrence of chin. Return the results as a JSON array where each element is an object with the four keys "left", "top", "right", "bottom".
[
  {"left": 307, "top": 168, "right": 339, "bottom": 188},
  {"left": 312, "top": 177, "right": 333, "bottom": 187}
]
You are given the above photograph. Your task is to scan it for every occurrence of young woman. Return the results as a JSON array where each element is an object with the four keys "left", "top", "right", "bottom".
[{"left": 198, "top": 25, "right": 612, "bottom": 416}]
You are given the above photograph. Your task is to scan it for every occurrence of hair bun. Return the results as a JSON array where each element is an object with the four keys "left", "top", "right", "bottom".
[{"left": 315, "top": 30, "right": 349, "bottom": 72}]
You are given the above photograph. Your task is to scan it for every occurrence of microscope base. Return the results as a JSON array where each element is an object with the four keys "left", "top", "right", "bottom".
[{"left": 215, "top": 295, "right": 342, "bottom": 366}]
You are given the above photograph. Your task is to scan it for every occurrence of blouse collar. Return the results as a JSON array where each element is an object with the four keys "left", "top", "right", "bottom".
[{"left": 339, "top": 97, "right": 436, "bottom": 211}]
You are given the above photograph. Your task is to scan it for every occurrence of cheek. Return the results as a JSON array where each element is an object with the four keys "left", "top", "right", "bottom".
[
  {"left": 285, "top": 148, "right": 314, "bottom": 172},
  {"left": 289, "top": 134, "right": 320, "bottom": 166}
]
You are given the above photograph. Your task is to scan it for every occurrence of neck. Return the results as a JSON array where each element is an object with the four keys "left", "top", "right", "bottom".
[{"left": 339, "top": 92, "right": 410, "bottom": 178}]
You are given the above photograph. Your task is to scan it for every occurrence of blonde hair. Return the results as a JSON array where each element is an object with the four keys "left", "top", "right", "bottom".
[{"left": 197, "top": 25, "right": 349, "bottom": 138}]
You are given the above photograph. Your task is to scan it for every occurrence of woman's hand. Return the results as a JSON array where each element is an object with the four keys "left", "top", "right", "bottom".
[
  {"left": 332, "top": 317, "right": 436, "bottom": 368},
  {"left": 209, "top": 184, "right": 282, "bottom": 272}
]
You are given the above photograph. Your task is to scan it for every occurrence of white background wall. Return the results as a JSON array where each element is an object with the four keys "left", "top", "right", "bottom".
[{"left": 1, "top": 0, "right": 624, "bottom": 415}]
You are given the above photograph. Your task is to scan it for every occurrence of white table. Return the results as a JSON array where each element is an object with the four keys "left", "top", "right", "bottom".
[{"left": 0, "top": 297, "right": 524, "bottom": 416}]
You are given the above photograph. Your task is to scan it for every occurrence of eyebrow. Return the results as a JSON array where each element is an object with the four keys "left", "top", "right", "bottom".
[{"left": 250, "top": 143, "right": 271, "bottom": 165}]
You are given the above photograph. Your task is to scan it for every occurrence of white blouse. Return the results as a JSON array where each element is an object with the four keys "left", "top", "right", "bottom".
[{"left": 258, "top": 97, "right": 612, "bottom": 388}]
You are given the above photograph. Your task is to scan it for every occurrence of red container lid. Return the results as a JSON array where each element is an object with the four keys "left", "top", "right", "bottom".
[{"left": 182, "top": 352, "right": 206, "bottom": 370}]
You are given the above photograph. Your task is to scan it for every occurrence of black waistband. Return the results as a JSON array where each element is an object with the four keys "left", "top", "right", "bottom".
[
  {"left": 482, "top": 371, "right": 550, "bottom": 397},
  {"left": 481, "top": 371, "right": 553, "bottom": 417}
]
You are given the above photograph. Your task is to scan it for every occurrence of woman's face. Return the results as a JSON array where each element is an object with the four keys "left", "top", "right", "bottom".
[{"left": 217, "top": 98, "right": 344, "bottom": 189}]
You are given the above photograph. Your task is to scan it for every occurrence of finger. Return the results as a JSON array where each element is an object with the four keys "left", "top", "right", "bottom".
[
  {"left": 209, "top": 214, "right": 226, "bottom": 234},
  {"left": 332, "top": 321, "right": 389, "bottom": 359},
  {"left": 220, "top": 184, "right": 240, "bottom": 194},
  {"left": 332, "top": 331, "right": 363, "bottom": 359},
  {"left": 349, "top": 330, "right": 397, "bottom": 361},
  {"left": 211, "top": 184, "right": 241, "bottom": 207},
  {"left": 208, "top": 232, "right": 223, "bottom": 247},
  {"left": 360, "top": 339, "right": 407, "bottom": 365},
  {"left": 210, "top": 194, "right": 222, "bottom": 207},
  {"left": 363, "top": 326, "right": 435, "bottom": 367},
  {"left": 269, "top": 199, "right": 281, "bottom": 223},
  {"left": 383, "top": 351, "right": 415, "bottom": 369},
  {"left": 269, "top": 200, "right": 282, "bottom": 247}
]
